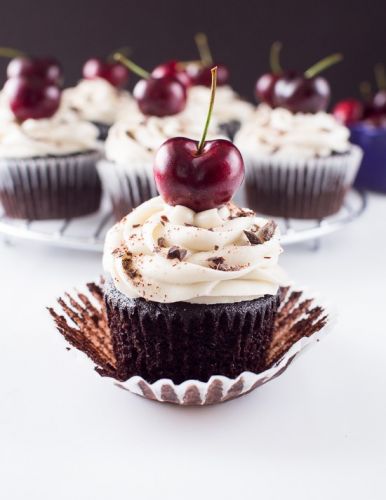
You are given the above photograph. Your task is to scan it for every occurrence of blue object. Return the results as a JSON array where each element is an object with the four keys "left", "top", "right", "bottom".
[{"left": 350, "top": 123, "right": 386, "bottom": 193}]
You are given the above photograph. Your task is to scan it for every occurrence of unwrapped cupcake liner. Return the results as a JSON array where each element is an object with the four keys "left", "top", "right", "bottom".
[
  {"left": 49, "top": 283, "right": 333, "bottom": 406},
  {"left": 243, "top": 145, "right": 363, "bottom": 219},
  {"left": 97, "top": 159, "right": 158, "bottom": 221},
  {"left": 0, "top": 150, "right": 102, "bottom": 220}
]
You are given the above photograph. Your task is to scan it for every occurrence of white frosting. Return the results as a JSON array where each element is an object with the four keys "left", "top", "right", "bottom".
[
  {"left": 62, "top": 78, "right": 139, "bottom": 125},
  {"left": 103, "top": 196, "right": 287, "bottom": 304},
  {"left": 105, "top": 113, "right": 224, "bottom": 166},
  {"left": 186, "top": 85, "right": 254, "bottom": 124},
  {"left": 0, "top": 102, "right": 99, "bottom": 158},
  {"left": 234, "top": 104, "right": 351, "bottom": 160}
]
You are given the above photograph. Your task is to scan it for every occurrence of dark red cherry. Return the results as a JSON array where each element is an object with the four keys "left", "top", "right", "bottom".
[
  {"left": 133, "top": 76, "right": 186, "bottom": 116},
  {"left": 186, "top": 63, "right": 229, "bottom": 87},
  {"left": 255, "top": 73, "right": 280, "bottom": 106},
  {"left": 152, "top": 60, "right": 191, "bottom": 88},
  {"left": 4, "top": 77, "right": 61, "bottom": 121},
  {"left": 82, "top": 57, "right": 129, "bottom": 88},
  {"left": 255, "top": 41, "right": 282, "bottom": 105},
  {"left": 333, "top": 99, "right": 363, "bottom": 125},
  {"left": 153, "top": 66, "right": 244, "bottom": 211},
  {"left": 154, "top": 137, "right": 244, "bottom": 211},
  {"left": 273, "top": 71, "right": 330, "bottom": 113},
  {"left": 7, "top": 56, "right": 62, "bottom": 85}
]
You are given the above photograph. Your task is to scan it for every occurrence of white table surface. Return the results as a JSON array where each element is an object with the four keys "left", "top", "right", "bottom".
[{"left": 1, "top": 193, "right": 385, "bottom": 500}]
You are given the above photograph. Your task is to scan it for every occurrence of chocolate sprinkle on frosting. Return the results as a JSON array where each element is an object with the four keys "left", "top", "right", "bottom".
[{"left": 167, "top": 246, "right": 187, "bottom": 261}]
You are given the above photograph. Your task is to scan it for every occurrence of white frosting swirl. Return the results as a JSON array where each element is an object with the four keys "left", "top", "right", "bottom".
[
  {"left": 234, "top": 104, "right": 351, "bottom": 160},
  {"left": 62, "top": 78, "right": 139, "bottom": 125},
  {"left": 186, "top": 85, "right": 254, "bottom": 124},
  {"left": 103, "top": 196, "right": 287, "bottom": 304},
  {"left": 105, "top": 113, "right": 224, "bottom": 166},
  {"left": 0, "top": 102, "right": 99, "bottom": 158}
]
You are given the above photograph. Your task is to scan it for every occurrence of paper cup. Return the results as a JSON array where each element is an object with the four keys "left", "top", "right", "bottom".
[
  {"left": 97, "top": 159, "right": 158, "bottom": 221},
  {"left": 49, "top": 283, "right": 333, "bottom": 406},
  {"left": 0, "top": 150, "right": 102, "bottom": 220},
  {"left": 243, "top": 145, "right": 363, "bottom": 219}
]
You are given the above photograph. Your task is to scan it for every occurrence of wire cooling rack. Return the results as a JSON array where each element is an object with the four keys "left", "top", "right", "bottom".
[{"left": 0, "top": 190, "right": 367, "bottom": 252}]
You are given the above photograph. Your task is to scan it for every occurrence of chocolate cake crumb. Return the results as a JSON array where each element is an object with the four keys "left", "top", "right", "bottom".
[{"left": 167, "top": 246, "right": 187, "bottom": 261}]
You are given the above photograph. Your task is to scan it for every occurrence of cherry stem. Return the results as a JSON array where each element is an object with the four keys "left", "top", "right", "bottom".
[
  {"left": 113, "top": 53, "right": 149, "bottom": 79},
  {"left": 197, "top": 66, "right": 217, "bottom": 154},
  {"left": 0, "top": 47, "right": 25, "bottom": 59},
  {"left": 359, "top": 81, "right": 373, "bottom": 101},
  {"left": 194, "top": 33, "right": 213, "bottom": 67},
  {"left": 270, "top": 41, "right": 282, "bottom": 74},
  {"left": 374, "top": 63, "right": 386, "bottom": 90},
  {"left": 108, "top": 46, "right": 131, "bottom": 62},
  {"left": 304, "top": 53, "right": 343, "bottom": 79}
]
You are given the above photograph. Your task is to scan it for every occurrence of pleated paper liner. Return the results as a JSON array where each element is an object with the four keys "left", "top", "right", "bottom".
[{"left": 49, "top": 283, "right": 332, "bottom": 406}]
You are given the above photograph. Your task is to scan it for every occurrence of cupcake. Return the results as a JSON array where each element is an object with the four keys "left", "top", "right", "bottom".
[
  {"left": 62, "top": 77, "right": 137, "bottom": 141},
  {"left": 235, "top": 106, "right": 362, "bottom": 219},
  {"left": 0, "top": 98, "right": 101, "bottom": 220},
  {"left": 103, "top": 197, "right": 286, "bottom": 383},
  {"left": 98, "top": 112, "right": 223, "bottom": 221}
]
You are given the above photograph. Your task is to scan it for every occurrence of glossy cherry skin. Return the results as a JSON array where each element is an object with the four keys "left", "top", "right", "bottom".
[
  {"left": 7, "top": 57, "right": 62, "bottom": 85},
  {"left": 152, "top": 60, "right": 191, "bottom": 88},
  {"left": 133, "top": 76, "right": 186, "bottom": 117},
  {"left": 4, "top": 77, "right": 61, "bottom": 121},
  {"left": 186, "top": 63, "right": 229, "bottom": 87},
  {"left": 82, "top": 57, "right": 129, "bottom": 88},
  {"left": 153, "top": 137, "right": 244, "bottom": 211},
  {"left": 273, "top": 71, "right": 330, "bottom": 113},
  {"left": 255, "top": 73, "right": 280, "bottom": 106},
  {"left": 333, "top": 99, "right": 363, "bottom": 125}
]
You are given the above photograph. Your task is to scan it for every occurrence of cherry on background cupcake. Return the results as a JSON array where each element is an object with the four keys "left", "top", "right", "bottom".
[{"left": 114, "top": 53, "right": 187, "bottom": 116}]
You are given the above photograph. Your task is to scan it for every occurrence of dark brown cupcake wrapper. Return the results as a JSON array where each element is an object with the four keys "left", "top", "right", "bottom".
[
  {"left": 0, "top": 150, "right": 102, "bottom": 220},
  {"left": 49, "top": 282, "right": 331, "bottom": 405},
  {"left": 244, "top": 146, "right": 363, "bottom": 219},
  {"left": 97, "top": 159, "right": 158, "bottom": 221}
]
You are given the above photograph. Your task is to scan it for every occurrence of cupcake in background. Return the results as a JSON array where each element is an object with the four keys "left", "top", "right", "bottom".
[
  {"left": 235, "top": 50, "right": 362, "bottom": 219},
  {"left": 0, "top": 55, "right": 101, "bottom": 220},
  {"left": 333, "top": 67, "right": 386, "bottom": 193},
  {"left": 62, "top": 55, "right": 138, "bottom": 140}
]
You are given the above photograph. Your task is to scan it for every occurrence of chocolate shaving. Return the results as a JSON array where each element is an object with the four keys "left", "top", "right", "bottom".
[
  {"left": 132, "top": 224, "right": 140, "bottom": 228},
  {"left": 160, "top": 215, "right": 169, "bottom": 223},
  {"left": 214, "top": 245, "right": 219, "bottom": 251},
  {"left": 207, "top": 256, "right": 225, "bottom": 268},
  {"left": 167, "top": 246, "right": 187, "bottom": 261},
  {"left": 245, "top": 220, "right": 277, "bottom": 245},
  {"left": 157, "top": 237, "right": 167, "bottom": 248},
  {"left": 208, "top": 256, "right": 241, "bottom": 271}
]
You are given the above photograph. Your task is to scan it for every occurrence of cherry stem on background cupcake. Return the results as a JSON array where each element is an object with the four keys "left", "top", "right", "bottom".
[
  {"left": 374, "top": 63, "right": 386, "bottom": 90},
  {"left": 0, "top": 47, "right": 25, "bottom": 59},
  {"left": 304, "top": 53, "right": 343, "bottom": 79},
  {"left": 197, "top": 66, "right": 217, "bottom": 154},
  {"left": 113, "top": 53, "right": 149, "bottom": 79},
  {"left": 108, "top": 46, "right": 132, "bottom": 62},
  {"left": 194, "top": 32, "right": 213, "bottom": 67},
  {"left": 359, "top": 81, "right": 373, "bottom": 101},
  {"left": 269, "top": 41, "right": 282, "bottom": 74}
]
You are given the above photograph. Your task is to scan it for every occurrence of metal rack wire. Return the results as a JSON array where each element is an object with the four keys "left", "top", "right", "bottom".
[{"left": 0, "top": 190, "right": 367, "bottom": 252}]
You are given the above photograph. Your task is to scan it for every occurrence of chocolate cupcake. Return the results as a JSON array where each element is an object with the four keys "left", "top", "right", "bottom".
[
  {"left": 62, "top": 78, "right": 138, "bottom": 140},
  {"left": 235, "top": 105, "right": 363, "bottom": 219},
  {"left": 98, "top": 114, "right": 223, "bottom": 221},
  {"left": 0, "top": 105, "right": 102, "bottom": 220},
  {"left": 102, "top": 196, "right": 287, "bottom": 384}
]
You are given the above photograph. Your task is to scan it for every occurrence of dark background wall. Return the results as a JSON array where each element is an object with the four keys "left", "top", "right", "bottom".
[{"left": 1, "top": 0, "right": 385, "bottom": 106}]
